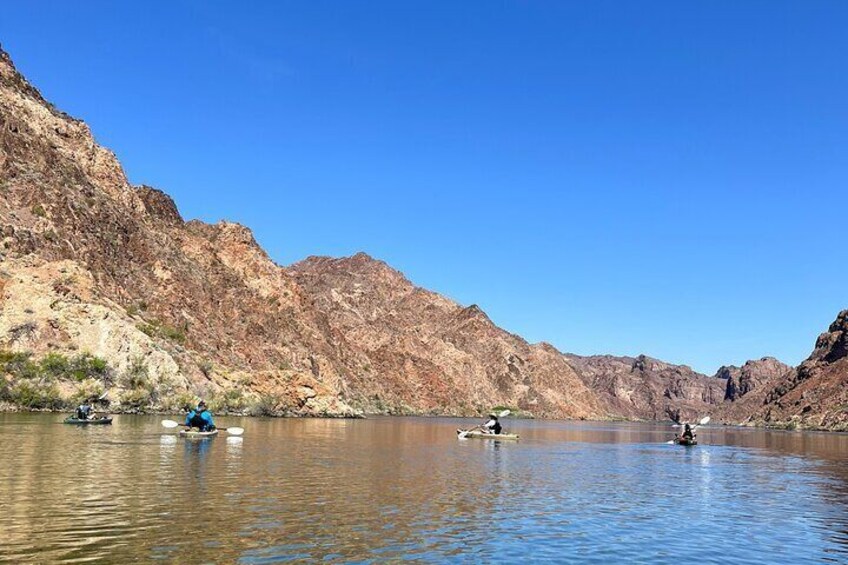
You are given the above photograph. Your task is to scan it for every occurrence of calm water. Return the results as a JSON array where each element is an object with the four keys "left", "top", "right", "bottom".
[{"left": 1, "top": 414, "right": 847, "bottom": 563}]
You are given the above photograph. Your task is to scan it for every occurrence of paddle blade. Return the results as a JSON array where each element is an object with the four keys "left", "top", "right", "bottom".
[
  {"left": 699, "top": 416, "right": 711, "bottom": 426},
  {"left": 161, "top": 419, "right": 180, "bottom": 428},
  {"left": 457, "top": 429, "right": 469, "bottom": 439},
  {"left": 498, "top": 409, "right": 511, "bottom": 418},
  {"left": 225, "top": 427, "right": 244, "bottom": 436}
]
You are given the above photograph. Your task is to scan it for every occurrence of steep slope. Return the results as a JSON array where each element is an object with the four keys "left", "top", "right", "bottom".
[
  {"left": 0, "top": 45, "right": 354, "bottom": 415},
  {"left": 741, "top": 311, "right": 848, "bottom": 430},
  {"left": 565, "top": 353, "right": 726, "bottom": 422},
  {"left": 0, "top": 44, "right": 608, "bottom": 418},
  {"left": 716, "top": 357, "right": 792, "bottom": 402},
  {"left": 289, "top": 254, "right": 603, "bottom": 417}
]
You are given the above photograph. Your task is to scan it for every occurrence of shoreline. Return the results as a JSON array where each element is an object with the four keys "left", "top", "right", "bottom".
[{"left": 4, "top": 405, "right": 846, "bottom": 433}]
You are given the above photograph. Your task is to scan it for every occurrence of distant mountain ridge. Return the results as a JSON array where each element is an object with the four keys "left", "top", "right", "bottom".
[{"left": 0, "top": 45, "right": 844, "bottom": 428}]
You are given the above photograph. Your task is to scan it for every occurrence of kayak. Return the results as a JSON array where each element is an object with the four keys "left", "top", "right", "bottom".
[
  {"left": 674, "top": 437, "right": 697, "bottom": 446},
  {"left": 179, "top": 429, "right": 219, "bottom": 439},
  {"left": 64, "top": 417, "right": 112, "bottom": 425},
  {"left": 457, "top": 429, "right": 520, "bottom": 440}
]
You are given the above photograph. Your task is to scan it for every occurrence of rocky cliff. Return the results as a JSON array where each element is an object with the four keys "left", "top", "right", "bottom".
[
  {"left": 739, "top": 311, "right": 848, "bottom": 430},
  {"left": 0, "top": 45, "right": 355, "bottom": 416},
  {"left": 718, "top": 357, "right": 792, "bottom": 402},
  {"left": 0, "top": 44, "right": 841, "bottom": 427},
  {"left": 289, "top": 254, "right": 604, "bottom": 417},
  {"left": 564, "top": 353, "right": 727, "bottom": 422}
]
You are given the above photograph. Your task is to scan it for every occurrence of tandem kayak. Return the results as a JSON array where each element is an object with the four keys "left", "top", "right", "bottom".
[
  {"left": 457, "top": 430, "right": 520, "bottom": 440},
  {"left": 63, "top": 417, "right": 113, "bottom": 425},
  {"left": 674, "top": 437, "right": 698, "bottom": 446},
  {"left": 179, "top": 429, "right": 219, "bottom": 439}
]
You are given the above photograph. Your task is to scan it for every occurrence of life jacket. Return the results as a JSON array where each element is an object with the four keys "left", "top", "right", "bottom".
[
  {"left": 492, "top": 420, "right": 502, "bottom": 434},
  {"left": 76, "top": 405, "right": 90, "bottom": 419},
  {"left": 188, "top": 409, "right": 209, "bottom": 429}
]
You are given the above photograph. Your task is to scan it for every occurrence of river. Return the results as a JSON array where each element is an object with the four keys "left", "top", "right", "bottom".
[{"left": 1, "top": 413, "right": 847, "bottom": 563}]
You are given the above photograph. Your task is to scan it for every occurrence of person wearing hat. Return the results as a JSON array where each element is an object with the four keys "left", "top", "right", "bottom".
[
  {"left": 185, "top": 400, "right": 216, "bottom": 432},
  {"left": 481, "top": 412, "right": 502, "bottom": 435}
]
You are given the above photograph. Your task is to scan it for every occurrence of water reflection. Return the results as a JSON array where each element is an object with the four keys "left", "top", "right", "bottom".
[{"left": 0, "top": 413, "right": 847, "bottom": 563}]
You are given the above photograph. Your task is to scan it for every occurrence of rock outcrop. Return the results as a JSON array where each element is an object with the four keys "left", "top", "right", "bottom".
[
  {"left": 565, "top": 353, "right": 726, "bottom": 422},
  {"left": 289, "top": 254, "right": 603, "bottom": 418},
  {"left": 742, "top": 311, "right": 848, "bottom": 430},
  {"left": 719, "top": 357, "right": 792, "bottom": 401},
  {"left": 0, "top": 44, "right": 358, "bottom": 416}
]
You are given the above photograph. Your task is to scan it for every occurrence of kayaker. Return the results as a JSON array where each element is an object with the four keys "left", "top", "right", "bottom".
[
  {"left": 75, "top": 399, "right": 94, "bottom": 420},
  {"left": 681, "top": 423, "right": 695, "bottom": 442},
  {"left": 185, "top": 400, "right": 215, "bottom": 432},
  {"left": 481, "top": 413, "right": 502, "bottom": 435}
]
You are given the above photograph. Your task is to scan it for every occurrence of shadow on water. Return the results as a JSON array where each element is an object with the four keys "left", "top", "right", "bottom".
[{"left": 0, "top": 413, "right": 847, "bottom": 563}]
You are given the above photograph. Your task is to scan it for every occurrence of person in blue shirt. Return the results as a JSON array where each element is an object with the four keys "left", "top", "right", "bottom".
[{"left": 185, "top": 400, "right": 215, "bottom": 431}]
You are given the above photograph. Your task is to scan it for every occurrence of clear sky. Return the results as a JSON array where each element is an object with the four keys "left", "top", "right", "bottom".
[{"left": 1, "top": 1, "right": 846, "bottom": 374}]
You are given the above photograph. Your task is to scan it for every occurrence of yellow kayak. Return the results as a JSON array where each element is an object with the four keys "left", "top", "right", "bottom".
[{"left": 457, "top": 429, "right": 520, "bottom": 440}]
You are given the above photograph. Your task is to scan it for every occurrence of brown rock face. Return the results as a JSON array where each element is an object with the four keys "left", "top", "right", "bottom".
[
  {"left": 0, "top": 44, "right": 606, "bottom": 418},
  {"left": 289, "top": 254, "right": 603, "bottom": 418},
  {"left": 565, "top": 354, "right": 726, "bottom": 422},
  {"left": 745, "top": 311, "right": 848, "bottom": 430},
  {"left": 719, "top": 357, "right": 792, "bottom": 401},
  {"left": 0, "top": 44, "right": 358, "bottom": 416}
]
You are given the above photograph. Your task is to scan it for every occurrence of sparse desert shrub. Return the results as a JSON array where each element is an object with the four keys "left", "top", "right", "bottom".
[
  {"left": 7, "top": 322, "right": 37, "bottom": 342},
  {"left": 119, "top": 388, "right": 151, "bottom": 409},
  {"left": 160, "top": 324, "right": 186, "bottom": 344},
  {"left": 137, "top": 319, "right": 187, "bottom": 344},
  {"left": 72, "top": 378, "right": 105, "bottom": 404},
  {"left": 40, "top": 352, "right": 69, "bottom": 379},
  {"left": 163, "top": 391, "right": 197, "bottom": 413},
  {"left": 120, "top": 356, "right": 150, "bottom": 391},
  {"left": 9, "top": 381, "right": 66, "bottom": 410},
  {"left": 69, "top": 353, "right": 109, "bottom": 382},
  {"left": 36, "top": 352, "right": 110, "bottom": 383},
  {"left": 198, "top": 359, "right": 213, "bottom": 378},
  {"left": 211, "top": 388, "right": 248, "bottom": 413},
  {"left": 249, "top": 394, "right": 283, "bottom": 417},
  {"left": 0, "top": 350, "right": 39, "bottom": 379}
]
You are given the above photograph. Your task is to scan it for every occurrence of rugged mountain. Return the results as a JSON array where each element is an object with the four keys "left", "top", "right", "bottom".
[
  {"left": 0, "top": 45, "right": 356, "bottom": 415},
  {"left": 740, "top": 311, "right": 848, "bottom": 430},
  {"left": 565, "top": 353, "right": 727, "bottom": 422},
  {"left": 0, "top": 44, "right": 609, "bottom": 419},
  {"left": 289, "top": 254, "right": 603, "bottom": 417},
  {"left": 717, "top": 357, "right": 791, "bottom": 402},
  {"left": 2, "top": 44, "right": 839, "bottom": 427}
]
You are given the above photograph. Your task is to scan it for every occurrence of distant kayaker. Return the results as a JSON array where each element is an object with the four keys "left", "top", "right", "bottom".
[
  {"left": 681, "top": 423, "right": 694, "bottom": 441},
  {"left": 482, "top": 413, "right": 502, "bottom": 435},
  {"left": 185, "top": 400, "right": 216, "bottom": 432},
  {"left": 75, "top": 399, "right": 94, "bottom": 420}
]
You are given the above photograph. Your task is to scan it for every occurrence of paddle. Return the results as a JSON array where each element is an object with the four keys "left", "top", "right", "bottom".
[
  {"left": 667, "top": 415, "right": 710, "bottom": 444},
  {"left": 458, "top": 409, "right": 511, "bottom": 439},
  {"left": 161, "top": 419, "right": 244, "bottom": 436}
]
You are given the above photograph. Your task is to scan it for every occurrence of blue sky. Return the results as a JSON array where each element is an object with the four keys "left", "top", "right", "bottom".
[{"left": 2, "top": 1, "right": 846, "bottom": 374}]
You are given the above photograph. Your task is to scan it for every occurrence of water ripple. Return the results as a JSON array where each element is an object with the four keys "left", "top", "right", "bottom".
[{"left": 1, "top": 414, "right": 847, "bottom": 563}]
